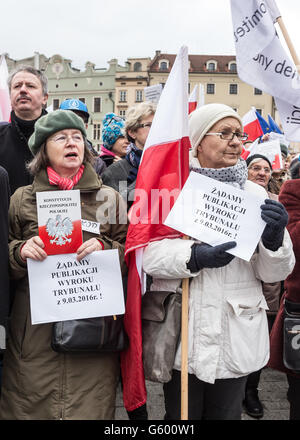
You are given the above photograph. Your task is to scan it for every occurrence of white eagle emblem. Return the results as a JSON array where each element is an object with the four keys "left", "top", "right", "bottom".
[{"left": 46, "top": 215, "right": 73, "bottom": 246}]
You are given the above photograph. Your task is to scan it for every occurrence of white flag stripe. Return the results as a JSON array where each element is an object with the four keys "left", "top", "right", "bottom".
[
  {"left": 0, "top": 55, "right": 11, "bottom": 122},
  {"left": 189, "top": 84, "right": 198, "bottom": 103},
  {"left": 142, "top": 46, "right": 189, "bottom": 156}
]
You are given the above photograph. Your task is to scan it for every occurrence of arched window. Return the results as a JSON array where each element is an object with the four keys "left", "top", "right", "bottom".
[
  {"left": 229, "top": 62, "right": 237, "bottom": 72},
  {"left": 134, "top": 62, "right": 142, "bottom": 72},
  {"left": 159, "top": 60, "right": 169, "bottom": 71},
  {"left": 207, "top": 61, "right": 217, "bottom": 71}
]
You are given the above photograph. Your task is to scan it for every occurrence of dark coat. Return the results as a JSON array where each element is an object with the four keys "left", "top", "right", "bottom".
[
  {"left": 0, "top": 110, "right": 47, "bottom": 195},
  {"left": 101, "top": 158, "right": 136, "bottom": 210},
  {"left": 0, "top": 163, "right": 128, "bottom": 419},
  {"left": 268, "top": 179, "right": 300, "bottom": 375},
  {"left": 0, "top": 167, "right": 10, "bottom": 349}
]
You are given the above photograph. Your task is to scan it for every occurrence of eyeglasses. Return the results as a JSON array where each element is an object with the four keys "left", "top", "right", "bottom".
[
  {"left": 137, "top": 122, "right": 152, "bottom": 129},
  {"left": 249, "top": 166, "right": 271, "bottom": 174},
  {"left": 50, "top": 133, "right": 84, "bottom": 144},
  {"left": 205, "top": 131, "right": 248, "bottom": 141}
]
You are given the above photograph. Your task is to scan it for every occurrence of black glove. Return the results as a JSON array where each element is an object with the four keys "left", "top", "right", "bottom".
[
  {"left": 261, "top": 199, "right": 288, "bottom": 251},
  {"left": 187, "top": 241, "right": 237, "bottom": 273}
]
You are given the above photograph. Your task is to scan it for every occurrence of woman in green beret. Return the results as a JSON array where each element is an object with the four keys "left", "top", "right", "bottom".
[{"left": 0, "top": 110, "right": 128, "bottom": 420}]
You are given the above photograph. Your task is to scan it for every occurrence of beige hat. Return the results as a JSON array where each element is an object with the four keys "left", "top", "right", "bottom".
[{"left": 188, "top": 103, "right": 243, "bottom": 157}]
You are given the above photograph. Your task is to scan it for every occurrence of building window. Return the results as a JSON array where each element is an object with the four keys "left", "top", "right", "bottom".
[
  {"left": 159, "top": 60, "right": 169, "bottom": 71},
  {"left": 93, "top": 123, "right": 101, "bottom": 140},
  {"left": 229, "top": 62, "right": 237, "bottom": 72},
  {"left": 160, "top": 83, "right": 165, "bottom": 89},
  {"left": 229, "top": 84, "right": 238, "bottom": 94},
  {"left": 254, "top": 88, "right": 262, "bottom": 95},
  {"left": 134, "top": 62, "right": 142, "bottom": 72},
  {"left": 207, "top": 61, "right": 217, "bottom": 71},
  {"left": 93, "top": 97, "right": 101, "bottom": 113},
  {"left": 119, "top": 109, "right": 126, "bottom": 117},
  {"left": 256, "top": 108, "right": 262, "bottom": 115},
  {"left": 79, "top": 97, "right": 85, "bottom": 103},
  {"left": 136, "top": 90, "right": 143, "bottom": 102},
  {"left": 53, "top": 99, "right": 59, "bottom": 110},
  {"left": 120, "top": 91, "right": 127, "bottom": 102},
  {"left": 207, "top": 84, "right": 215, "bottom": 94}
]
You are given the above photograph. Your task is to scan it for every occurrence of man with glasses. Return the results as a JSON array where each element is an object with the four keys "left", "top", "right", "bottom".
[{"left": 0, "top": 66, "right": 48, "bottom": 195}]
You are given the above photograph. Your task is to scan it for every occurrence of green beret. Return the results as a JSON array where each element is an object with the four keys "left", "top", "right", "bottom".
[{"left": 28, "top": 110, "right": 87, "bottom": 156}]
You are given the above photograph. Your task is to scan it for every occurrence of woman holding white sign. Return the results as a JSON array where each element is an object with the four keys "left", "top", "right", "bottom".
[
  {"left": 0, "top": 110, "right": 128, "bottom": 420},
  {"left": 143, "top": 103, "right": 295, "bottom": 420}
]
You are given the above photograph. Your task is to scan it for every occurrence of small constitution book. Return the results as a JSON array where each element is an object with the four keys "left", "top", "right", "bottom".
[{"left": 36, "top": 190, "right": 83, "bottom": 255}]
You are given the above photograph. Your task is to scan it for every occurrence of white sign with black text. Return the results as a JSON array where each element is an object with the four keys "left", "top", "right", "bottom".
[
  {"left": 28, "top": 250, "right": 125, "bottom": 324},
  {"left": 164, "top": 172, "right": 267, "bottom": 261}
]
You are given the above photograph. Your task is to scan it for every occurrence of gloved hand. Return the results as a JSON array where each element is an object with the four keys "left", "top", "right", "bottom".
[
  {"left": 261, "top": 199, "right": 288, "bottom": 251},
  {"left": 187, "top": 241, "right": 237, "bottom": 273}
]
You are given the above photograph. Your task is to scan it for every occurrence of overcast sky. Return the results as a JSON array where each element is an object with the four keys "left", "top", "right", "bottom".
[{"left": 1, "top": 0, "right": 299, "bottom": 70}]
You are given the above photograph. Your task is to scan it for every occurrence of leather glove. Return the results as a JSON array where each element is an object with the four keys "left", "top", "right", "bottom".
[
  {"left": 261, "top": 199, "right": 288, "bottom": 251},
  {"left": 187, "top": 241, "right": 236, "bottom": 273}
]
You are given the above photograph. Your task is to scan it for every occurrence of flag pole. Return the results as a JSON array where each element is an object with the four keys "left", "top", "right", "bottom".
[
  {"left": 181, "top": 235, "right": 189, "bottom": 420},
  {"left": 276, "top": 16, "right": 300, "bottom": 73}
]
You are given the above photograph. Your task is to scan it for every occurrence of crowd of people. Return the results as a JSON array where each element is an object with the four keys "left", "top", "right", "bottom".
[{"left": 0, "top": 65, "right": 299, "bottom": 420}]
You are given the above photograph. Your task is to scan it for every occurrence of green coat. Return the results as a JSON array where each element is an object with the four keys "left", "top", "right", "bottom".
[{"left": 0, "top": 163, "right": 128, "bottom": 420}]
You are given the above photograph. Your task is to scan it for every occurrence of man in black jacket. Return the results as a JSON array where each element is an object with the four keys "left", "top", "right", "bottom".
[
  {"left": 0, "top": 167, "right": 10, "bottom": 390},
  {"left": 0, "top": 66, "right": 48, "bottom": 195}
]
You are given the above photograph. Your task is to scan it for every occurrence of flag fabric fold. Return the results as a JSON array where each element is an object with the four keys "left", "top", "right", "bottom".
[
  {"left": 268, "top": 114, "right": 283, "bottom": 133},
  {"left": 0, "top": 55, "right": 11, "bottom": 122},
  {"left": 120, "top": 46, "right": 190, "bottom": 412},
  {"left": 188, "top": 84, "right": 198, "bottom": 114},
  {"left": 255, "top": 110, "right": 270, "bottom": 134}
]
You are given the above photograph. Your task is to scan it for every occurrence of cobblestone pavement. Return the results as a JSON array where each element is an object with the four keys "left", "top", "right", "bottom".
[{"left": 115, "top": 368, "right": 290, "bottom": 420}]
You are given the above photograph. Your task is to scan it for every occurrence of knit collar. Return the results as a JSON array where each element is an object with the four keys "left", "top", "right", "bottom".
[{"left": 189, "top": 152, "right": 248, "bottom": 190}]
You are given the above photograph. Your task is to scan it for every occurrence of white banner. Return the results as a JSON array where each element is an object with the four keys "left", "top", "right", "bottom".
[
  {"left": 144, "top": 84, "right": 163, "bottom": 104},
  {"left": 28, "top": 250, "right": 125, "bottom": 324},
  {"left": 230, "top": 0, "right": 300, "bottom": 141},
  {"left": 274, "top": 97, "right": 300, "bottom": 142},
  {"left": 164, "top": 172, "right": 266, "bottom": 262},
  {"left": 248, "top": 138, "right": 283, "bottom": 169},
  {"left": 265, "top": 0, "right": 281, "bottom": 22},
  {"left": 230, "top": 0, "right": 275, "bottom": 64}
]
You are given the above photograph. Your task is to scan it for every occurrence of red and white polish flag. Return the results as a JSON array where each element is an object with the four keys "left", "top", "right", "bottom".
[
  {"left": 242, "top": 107, "right": 263, "bottom": 144},
  {"left": 0, "top": 55, "right": 11, "bottom": 122},
  {"left": 120, "top": 46, "right": 190, "bottom": 412},
  {"left": 188, "top": 84, "right": 198, "bottom": 114}
]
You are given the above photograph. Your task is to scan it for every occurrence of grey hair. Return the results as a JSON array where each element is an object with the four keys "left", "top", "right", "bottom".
[
  {"left": 8, "top": 65, "right": 48, "bottom": 96},
  {"left": 125, "top": 101, "right": 156, "bottom": 134},
  {"left": 27, "top": 139, "right": 94, "bottom": 176}
]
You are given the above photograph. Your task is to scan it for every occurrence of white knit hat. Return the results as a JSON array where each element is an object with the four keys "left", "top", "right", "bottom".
[{"left": 188, "top": 103, "right": 243, "bottom": 157}]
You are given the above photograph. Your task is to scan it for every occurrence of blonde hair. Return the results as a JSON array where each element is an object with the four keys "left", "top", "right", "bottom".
[{"left": 125, "top": 101, "right": 156, "bottom": 135}]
